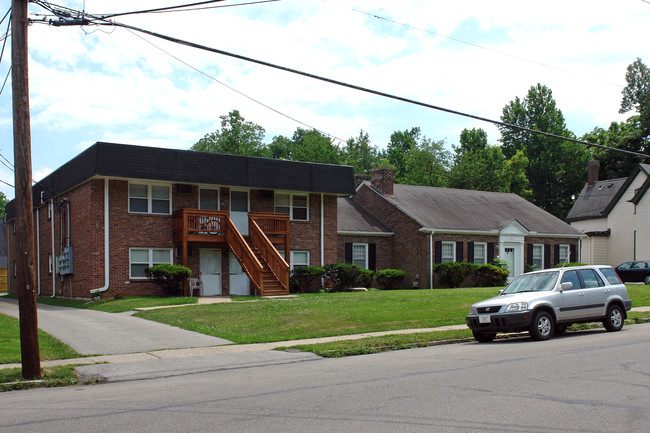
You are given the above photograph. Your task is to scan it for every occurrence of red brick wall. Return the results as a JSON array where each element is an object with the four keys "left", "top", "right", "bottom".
[
  {"left": 352, "top": 185, "right": 427, "bottom": 288},
  {"left": 337, "top": 235, "right": 393, "bottom": 271},
  {"left": 10, "top": 180, "right": 340, "bottom": 298}
]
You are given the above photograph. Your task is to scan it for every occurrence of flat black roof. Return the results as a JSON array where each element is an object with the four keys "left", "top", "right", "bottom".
[{"left": 6, "top": 142, "right": 356, "bottom": 220}]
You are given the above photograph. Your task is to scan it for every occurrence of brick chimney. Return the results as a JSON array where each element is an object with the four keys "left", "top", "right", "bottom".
[
  {"left": 371, "top": 167, "right": 394, "bottom": 195},
  {"left": 587, "top": 160, "right": 600, "bottom": 188},
  {"left": 354, "top": 173, "right": 368, "bottom": 188}
]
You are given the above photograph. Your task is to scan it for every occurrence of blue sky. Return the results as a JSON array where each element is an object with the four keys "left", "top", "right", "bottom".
[{"left": 1, "top": 0, "right": 649, "bottom": 200}]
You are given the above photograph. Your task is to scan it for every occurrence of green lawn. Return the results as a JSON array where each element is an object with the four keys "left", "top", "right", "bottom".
[
  {"left": 135, "top": 288, "right": 501, "bottom": 344},
  {"left": 0, "top": 314, "right": 80, "bottom": 364}
]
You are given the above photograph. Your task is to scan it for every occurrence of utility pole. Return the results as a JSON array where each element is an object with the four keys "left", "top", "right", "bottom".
[{"left": 12, "top": 0, "right": 41, "bottom": 379}]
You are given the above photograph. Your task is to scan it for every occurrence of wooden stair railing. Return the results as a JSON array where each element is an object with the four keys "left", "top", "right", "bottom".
[
  {"left": 249, "top": 216, "right": 290, "bottom": 295},
  {"left": 224, "top": 216, "right": 264, "bottom": 295}
]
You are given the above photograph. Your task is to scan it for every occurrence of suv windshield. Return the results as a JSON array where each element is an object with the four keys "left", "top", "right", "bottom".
[{"left": 502, "top": 271, "right": 558, "bottom": 294}]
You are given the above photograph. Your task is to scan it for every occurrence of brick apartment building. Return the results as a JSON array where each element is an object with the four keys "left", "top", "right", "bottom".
[
  {"left": 6, "top": 142, "right": 355, "bottom": 298},
  {"left": 338, "top": 167, "right": 584, "bottom": 288}
]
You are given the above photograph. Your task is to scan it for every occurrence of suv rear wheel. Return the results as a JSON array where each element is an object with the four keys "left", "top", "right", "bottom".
[
  {"left": 530, "top": 311, "right": 554, "bottom": 341},
  {"left": 603, "top": 304, "right": 624, "bottom": 332}
]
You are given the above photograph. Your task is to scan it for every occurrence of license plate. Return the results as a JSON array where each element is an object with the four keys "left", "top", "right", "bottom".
[{"left": 479, "top": 315, "right": 491, "bottom": 324}]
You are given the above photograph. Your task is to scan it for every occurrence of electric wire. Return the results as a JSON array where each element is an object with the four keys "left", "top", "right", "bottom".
[
  {"left": 0, "top": 67, "right": 10, "bottom": 96},
  {"left": 96, "top": 0, "right": 230, "bottom": 19},
  {"left": 321, "top": 0, "right": 625, "bottom": 89},
  {"left": 124, "top": 27, "right": 345, "bottom": 143},
  {"left": 0, "top": 151, "right": 14, "bottom": 169},
  {"left": 119, "top": 0, "right": 283, "bottom": 15},
  {"left": 0, "top": 178, "right": 14, "bottom": 188},
  {"left": 102, "top": 20, "right": 649, "bottom": 160}
]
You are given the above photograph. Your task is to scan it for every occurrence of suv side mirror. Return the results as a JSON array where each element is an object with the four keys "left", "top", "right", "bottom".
[{"left": 560, "top": 282, "right": 573, "bottom": 291}]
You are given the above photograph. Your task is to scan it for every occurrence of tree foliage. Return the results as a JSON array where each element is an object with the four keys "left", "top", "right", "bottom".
[
  {"left": 342, "top": 130, "right": 381, "bottom": 174},
  {"left": 191, "top": 110, "right": 268, "bottom": 157},
  {"left": 499, "top": 84, "right": 589, "bottom": 218}
]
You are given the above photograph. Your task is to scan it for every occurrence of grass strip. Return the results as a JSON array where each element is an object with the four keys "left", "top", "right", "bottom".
[
  {"left": 0, "top": 314, "right": 80, "bottom": 364},
  {"left": 3, "top": 294, "right": 199, "bottom": 313},
  {"left": 0, "top": 365, "right": 99, "bottom": 392}
]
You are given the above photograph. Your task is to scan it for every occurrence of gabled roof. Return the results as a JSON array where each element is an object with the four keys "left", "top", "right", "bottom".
[
  {"left": 566, "top": 163, "right": 650, "bottom": 223},
  {"left": 363, "top": 182, "right": 582, "bottom": 236},
  {"left": 337, "top": 197, "right": 392, "bottom": 235},
  {"left": 6, "top": 142, "right": 356, "bottom": 220}
]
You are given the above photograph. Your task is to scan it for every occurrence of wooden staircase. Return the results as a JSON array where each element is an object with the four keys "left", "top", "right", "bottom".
[{"left": 247, "top": 240, "right": 287, "bottom": 297}]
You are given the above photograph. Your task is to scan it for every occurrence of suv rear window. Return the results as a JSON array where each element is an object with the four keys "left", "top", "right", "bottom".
[
  {"left": 577, "top": 269, "right": 604, "bottom": 288},
  {"left": 599, "top": 267, "right": 623, "bottom": 285}
]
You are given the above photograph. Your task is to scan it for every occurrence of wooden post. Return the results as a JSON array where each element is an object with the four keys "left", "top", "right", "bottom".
[{"left": 12, "top": 0, "right": 41, "bottom": 379}]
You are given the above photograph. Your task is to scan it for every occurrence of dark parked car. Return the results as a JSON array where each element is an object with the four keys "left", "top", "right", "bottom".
[{"left": 615, "top": 261, "right": 650, "bottom": 284}]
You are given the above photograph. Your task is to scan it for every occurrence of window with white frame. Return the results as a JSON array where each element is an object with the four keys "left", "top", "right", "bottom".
[
  {"left": 274, "top": 193, "right": 309, "bottom": 221},
  {"left": 48, "top": 254, "right": 53, "bottom": 274},
  {"left": 130, "top": 248, "right": 173, "bottom": 279},
  {"left": 532, "top": 244, "right": 544, "bottom": 269},
  {"left": 352, "top": 243, "right": 368, "bottom": 269},
  {"left": 558, "top": 244, "right": 570, "bottom": 264},
  {"left": 441, "top": 241, "right": 455, "bottom": 263},
  {"left": 473, "top": 242, "right": 487, "bottom": 265},
  {"left": 290, "top": 251, "right": 310, "bottom": 270},
  {"left": 129, "top": 184, "right": 171, "bottom": 214}
]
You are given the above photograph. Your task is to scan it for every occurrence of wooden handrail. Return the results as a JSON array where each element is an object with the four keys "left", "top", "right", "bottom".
[
  {"left": 249, "top": 217, "right": 290, "bottom": 293},
  {"left": 224, "top": 215, "right": 264, "bottom": 294}
]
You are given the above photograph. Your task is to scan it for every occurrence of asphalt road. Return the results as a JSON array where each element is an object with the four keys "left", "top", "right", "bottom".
[{"left": 2, "top": 323, "right": 648, "bottom": 433}]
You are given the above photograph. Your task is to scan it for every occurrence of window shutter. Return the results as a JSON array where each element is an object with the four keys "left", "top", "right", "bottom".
[
  {"left": 345, "top": 243, "right": 352, "bottom": 264},
  {"left": 570, "top": 245, "right": 577, "bottom": 263},
  {"left": 435, "top": 241, "right": 442, "bottom": 264},
  {"left": 544, "top": 244, "right": 551, "bottom": 269},
  {"left": 467, "top": 242, "right": 474, "bottom": 263},
  {"left": 487, "top": 242, "right": 495, "bottom": 263},
  {"left": 456, "top": 242, "right": 464, "bottom": 262},
  {"left": 554, "top": 244, "right": 560, "bottom": 266},
  {"left": 369, "top": 243, "right": 376, "bottom": 271},
  {"left": 527, "top": 243, "right": 533, "bottom": 266}
]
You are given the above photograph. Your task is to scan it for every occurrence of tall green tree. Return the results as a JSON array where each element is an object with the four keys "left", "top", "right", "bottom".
[
  {"left": 191, "top": 110, "right": 268, "bottom": 157},
  {"left": 620, "top": 58, "right": 650, "bottom": 117},
  {"left": 402, "top": 137, "right": 450, "bottom": 187},
  {"left": 386, "top": 127, "right": 420, "bottom": 182},
  {"left": 269, "top": 128, "right": 342, "bottom": 164},
  {"left": 448, "top": 128, "right": 509, "bottom": 192},
  {"left": 499, "top": 84, "right": 589, "bottom": 218},
  {"left": 582, "top": 117, "right": 647, "bottom": 180},
  {"left": 342, "top": 130, "right": 380, "bottom": 174}
]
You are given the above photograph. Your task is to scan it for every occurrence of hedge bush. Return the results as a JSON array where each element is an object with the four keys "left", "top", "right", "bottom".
[
  {"left": 144, "top": 264, "right": 192, "bottom": 297},
  {"left": 323, "top": 263, "right": 374, "bottom": 292},
  {"left": 375, "top": 269, "right": 407, "bottom": 290},
  {"left": 433, "top": 262, "right": 508, "bottom": 288},
  {"left": 291, "top": 266, "right": 326, "bottom": 293},
  {"left": 554, "top": 262, "right": 586, "bottom": 268}
]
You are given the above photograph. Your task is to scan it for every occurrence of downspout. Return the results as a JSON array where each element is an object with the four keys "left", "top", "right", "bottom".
[
  {"left": 320, "top": 194, "right": 324, "bottom": 267},
  {"left": 50, "top": 201, "right": 56, "bottom": 297},
  {"left": 419, "top": 228, "right": 434, "bottom": 289},
  {"left": 36, "top": 207, "right": 40, "bottom": 295},
  {"left": 90, "top": 179, "right": 110, "bottom": 295}
]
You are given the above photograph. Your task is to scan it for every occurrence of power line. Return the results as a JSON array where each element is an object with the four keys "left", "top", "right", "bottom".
[
  {"left": 123, "top": 27, "right": 345, "bottom": 144},
  {"left": 99, "top": 20, "right": 648, "bottom": 160},
  {"left": 321, "top": 0, "right": 626, "bottom": 90},
  {"left": 96, "top": 0, "right": 229, "bottom": 19},
  {"left": 0, "top": 178, "right": 14, "bottom": 188}
]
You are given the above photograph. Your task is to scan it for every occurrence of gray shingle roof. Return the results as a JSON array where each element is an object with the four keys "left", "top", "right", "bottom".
[
  {"left": 566, "top": 164, "right": 650, "bottom": 223},
  {"left": 565, "top": 178, "right": 626, "bottom": 222},
  {"left": 337, "top": 197, "right": 392, "bottom": 234},
  {"left": 368, "top": 182, "right": 582, "bottom": 236}
]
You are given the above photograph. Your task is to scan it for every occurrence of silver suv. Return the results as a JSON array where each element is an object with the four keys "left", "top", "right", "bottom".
[{"left": 466, "top": 265, "right": 632, "bottom": 342}]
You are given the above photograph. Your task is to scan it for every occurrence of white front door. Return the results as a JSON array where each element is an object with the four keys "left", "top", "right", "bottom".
[
  {"left": 200, "top": 249, "right": 222, "bottom": 296},
  {"left": 504, "top": 247, "right": 516, "bottom": 281},
  {"left": 229, "top": 254, "right": 251, "bottom": 296},
  {"left": 230, "top": 190, "right": 249, "bottom": 236}
]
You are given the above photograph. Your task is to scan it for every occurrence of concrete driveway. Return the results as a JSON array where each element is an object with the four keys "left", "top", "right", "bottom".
[{"left": 0, "top": 297, "right": 232, "bottom": 355}]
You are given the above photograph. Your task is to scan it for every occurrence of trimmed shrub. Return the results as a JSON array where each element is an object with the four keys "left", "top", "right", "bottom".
[
  {"left": 323, "top": 263, "right": 374, "bottom": 292},
  {"left": 555, "top": 262, "right": 586, "bottom": 268},
  {"left": 291, "top": 266, "right": 325, "bottom": 293},
  {"left": 144, "top": 264, "right": 192, "bottom": 297},
  {"left": 376, "top": 269, "right": 407, "bottom": 290},
  {"left": 433, "top": 262, "right": 509, "bottom": 288}
]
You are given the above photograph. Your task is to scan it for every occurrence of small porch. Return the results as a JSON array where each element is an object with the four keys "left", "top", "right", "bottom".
[{"left": 172, "top": 210, "right": 290, "bottom": 297}]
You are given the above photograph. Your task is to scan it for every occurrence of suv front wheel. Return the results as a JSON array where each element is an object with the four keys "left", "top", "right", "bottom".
[
  {"left": 530, "top": 311, "right": 554, "bottom": 341},
  {"left": 603, "top": 304, "right": 624, "bottom": 332}
]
